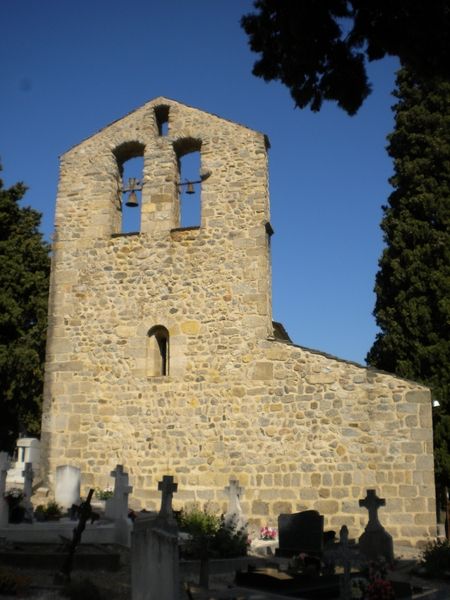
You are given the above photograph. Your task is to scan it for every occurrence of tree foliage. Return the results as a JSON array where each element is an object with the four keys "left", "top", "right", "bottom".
[
  {"left": 0, "top": 168, "right": 50, "bottom": 452},
  {"left": 366, "top": 69, "right": 450, "bottom": 484},
  {"left": 241, "top": 0, "right": 450, "bottom": 115}
]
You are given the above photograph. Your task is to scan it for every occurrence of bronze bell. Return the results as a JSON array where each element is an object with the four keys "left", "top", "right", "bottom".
[
  {"left": 186, "top": 181, "right": 195, "bottom": 195},
  {"left": 125, "top": 190, "right": 139, "bottom": 208}
]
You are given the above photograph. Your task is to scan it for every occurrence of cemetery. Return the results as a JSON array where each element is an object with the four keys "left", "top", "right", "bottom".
[
  {"left": 40, "top": 97, "right": 437, "bottom": 552},
  {"left": 1, "top": 446, "right": 450, "bottom": 599},
  {"left": 0, "top": 100, "right": 444, "bottom": 598}
]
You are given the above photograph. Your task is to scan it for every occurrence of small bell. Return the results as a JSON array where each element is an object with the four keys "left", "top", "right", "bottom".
[
  {"left": 125, "top": 190, "right": 139, "bottom": 207},
  {"left": 186, "top": 181, "right": 195, "bottom": 195}
]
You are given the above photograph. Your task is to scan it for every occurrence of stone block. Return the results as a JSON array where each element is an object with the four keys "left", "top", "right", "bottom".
[
  {"left": 405, "top": 390, "right": 430, "bottom": 403},
  {"left": 251, "top": 362, "right": 273, "bottom": 380},
  {"left": 252, "top": 500, "right": 269, "bottom": 515},
  {"left": 306, "top": 373, "right": 336, "bottom": 384},
  {"left": 316, "top": 500, "right": 339, "bottom": 514},
  {"left": 180, "top": 320, "right": 201, "bottom": 335}
]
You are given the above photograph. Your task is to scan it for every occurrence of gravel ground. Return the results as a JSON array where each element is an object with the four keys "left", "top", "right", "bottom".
[
  {"left": 2, "top": 545, "right": 450, "bottom": 600},
  {"left": 0, "top": 546, "right": 131, "bottom": 599}
]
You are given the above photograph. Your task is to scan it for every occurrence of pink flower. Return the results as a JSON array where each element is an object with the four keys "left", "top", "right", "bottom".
[{"left": 260, "top": 526, "right": 277, "bottom": 540}]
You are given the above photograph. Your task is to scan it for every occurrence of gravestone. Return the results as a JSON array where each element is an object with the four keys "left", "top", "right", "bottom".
[
  {"left": 359, "top": 489, "right": 394, "bottom": 562},
  {"left": 277, "top": 510, "right": 324, "bottom": 557},
  {"left": 131, "top": 475, "right": 180, "bottom": 600},
  {"left": 224, "top": 478, "right": 247, "bottom": 531},
  {"left": 105, "top": 464, "right": 133, "bottom": 546},
  {"left": 105, "top": 464, "right": 133, "bottom": 519},
  {"left": 55, "top": 465, "right": 81, "bottom": 509},
  {"left": 0, "top": 452, "right": 11, "bottom": 528},
  {"left": 22, "top": 462, "right": 34, "bottom": 521},
  {"left": 157, "top": 474, "right": 178, "bottom": 528},
  {"left": 338, "top": 525, "right": 351, "bottom": 600}
]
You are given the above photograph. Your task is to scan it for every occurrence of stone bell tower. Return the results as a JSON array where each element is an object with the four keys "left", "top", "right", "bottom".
[
  {"left": 41, "top": 98, "right": 436, "bottom": 550},
  {"left": 41, "top": 97, "right": 273, "bottom": 498}
]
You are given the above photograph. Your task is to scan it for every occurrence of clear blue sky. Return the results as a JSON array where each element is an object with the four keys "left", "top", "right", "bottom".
[{"left": 0, "top": 1, "right": 400, "bottom": 365}]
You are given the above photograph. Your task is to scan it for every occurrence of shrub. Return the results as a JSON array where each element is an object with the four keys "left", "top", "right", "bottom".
[
  {"left": 34, "top": 500, "right": 63, "bottom": 520},
  {"left": 4, "top": 488, "right": 23, "bottom": 506},
  {"left": 44, "top": 500, "right": 63, "bottom": 518},
  {"left": 178, "top": 505, "right": 220, "bottom": 538},
  {"left": 420, "top": 539, "right": 450, "bottom": 577},
  {"left": 94, "top": 487, "right": 113, "bottom": 501},
  {"left": 212, "top": 515, "right": 248, "bottom": 558},
  {"left": 177, "top": 506, "right": 247, "bottom": 559}
]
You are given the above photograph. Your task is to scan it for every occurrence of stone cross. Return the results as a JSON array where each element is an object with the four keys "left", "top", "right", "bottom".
[
  {"left": 359, "top": 489, "right": 385, "bottom": 532},
  {"left": 358, "top": 489, "right": 394, "bottom": 562},
  {"left": 0, "top": 452, "right": 11, "bottom": 528},
  {"left": 157, "top": 475, "right": 177, "bottom": 520},
  {"left": 111, "top": 464, "right": 133, "bottom": 518},
  {"left": 224, "top": 478, "right": 247, "bottom": 530},
  {"left": 225, "top": 479, "right": 243, "bottom": 515}
]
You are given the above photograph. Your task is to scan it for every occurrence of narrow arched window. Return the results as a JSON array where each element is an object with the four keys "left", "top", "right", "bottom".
[{"left": 147, "top": 325, "right": 169, "bottom": 376}]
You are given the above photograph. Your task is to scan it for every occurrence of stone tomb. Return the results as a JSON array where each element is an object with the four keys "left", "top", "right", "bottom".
[
  {"left": 7, "top": 438, "right": 40, "bottom": 484},
  {"left": 131, "top": 475, "right": 180, "bottom": 600}
]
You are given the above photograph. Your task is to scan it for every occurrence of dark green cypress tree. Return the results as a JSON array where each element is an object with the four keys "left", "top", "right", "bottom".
[
  {"left": 0, "top": 167, "right": 50, "bottom": 452},
  {"left": 367, "top": 69, "right": 450, "bottom": 486}
]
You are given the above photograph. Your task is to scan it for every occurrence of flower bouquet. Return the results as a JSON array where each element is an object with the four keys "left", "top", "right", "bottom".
[{"left": 260, "top": 525, "right": 277, "bottom": 540}]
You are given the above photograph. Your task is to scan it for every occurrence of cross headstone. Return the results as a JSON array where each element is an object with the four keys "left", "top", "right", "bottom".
[
  {"left": 105, "top": 464, "right": 133, "bottom": 521},
  {"left": 0, "top": 452, "right": 11, "bottom": 528},
  {"left": 359, "top": 489, "right": 385, "bottom": 531},
  {"left": 224, "top": 478, "right": 247, "bottom": 530},
  {"left": 157, "top": 475, "right": 177, "bottom": 521},
  {"left": 225, "top": 479, "right": 243, "bottom": 514},
  {"left": 358, "top": 489, "right": 394, "bottom": 562}
]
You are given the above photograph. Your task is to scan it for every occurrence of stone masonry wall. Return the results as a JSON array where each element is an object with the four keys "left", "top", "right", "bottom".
[{"left": 41, "top": 97, "right": 436, "bottom": 549}]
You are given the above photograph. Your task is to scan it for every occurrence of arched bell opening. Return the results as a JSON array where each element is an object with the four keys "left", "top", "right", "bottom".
[
  {"left": 112, "top": 141, "right": 145, "bottom": 234},
  {"left": 173, "top": 137, "right": 205, "bottom": 228}
]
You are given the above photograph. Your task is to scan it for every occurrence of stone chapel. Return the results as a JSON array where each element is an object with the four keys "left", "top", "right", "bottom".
[{"left": 41, "top": 97, "right": 436, "bottom": 548}]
